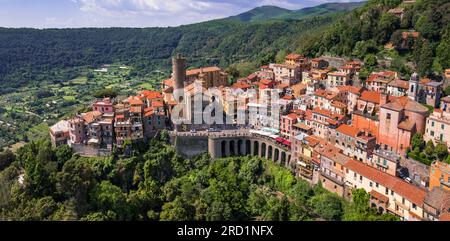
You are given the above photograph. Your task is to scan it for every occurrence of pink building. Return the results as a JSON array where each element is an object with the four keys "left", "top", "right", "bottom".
[
  {"left": 379, "top": 96, "right": 429, "bottom": 153},
  {"left": 68, "top": 115, "right": 86, "bottom": 145},
  {"left": 93, "top": 98, "right": 114, "bottom": 114}
]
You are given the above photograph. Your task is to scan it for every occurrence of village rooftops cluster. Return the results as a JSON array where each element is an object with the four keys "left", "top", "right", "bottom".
[{"left": 50, "top": 53, "right": 450, "bottom": 221}]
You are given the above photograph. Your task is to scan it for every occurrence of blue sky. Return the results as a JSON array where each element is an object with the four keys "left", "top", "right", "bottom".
[{"left": 0, "top": 0, "right": 356, "bottom": 28}]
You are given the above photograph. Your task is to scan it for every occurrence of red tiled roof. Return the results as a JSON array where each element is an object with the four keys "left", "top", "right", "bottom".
[
  {"left": 140, "top": 90, "right": 163, "bottom": 100},
  {"left": 260, "top": 79, "right": 275, "bottom": 85},
  {"left": 345, "top": 159, "right": 427, "bottom": 206},
  {"left": 163, "top": 78, "right": 174, "bottom": 87},
  {"left": 337, "top": 124, "right": 360, "bottom": 137},
  {"left": 186, "top": 66, "right": 221, "bottom": 76},
  {"left": 128, "top": 96, "right": 144, "bottom": 106},
  {"left": 152, "top": 101, "right": 164, "bottom": 108},
  {"left": 286, "top": 53, "right": 304, "bottom": 61},
  {"left": 360, "top": 91, "right": 382, "bottom": 104},
  {"left": 369, "top": 190, "right": 389, "bottom": 203},
  {"left": 232, "top": 81, "right": 251, "bottom": 90}
]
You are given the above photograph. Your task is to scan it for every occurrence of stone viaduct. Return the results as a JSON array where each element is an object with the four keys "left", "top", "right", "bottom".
[{"left": 170, "top": 130, "right": 293, "bottom": 168}]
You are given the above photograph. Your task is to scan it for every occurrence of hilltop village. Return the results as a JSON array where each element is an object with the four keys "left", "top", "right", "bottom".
[{"left": 49, "top": 53, "right": 450, "bottom": 221}]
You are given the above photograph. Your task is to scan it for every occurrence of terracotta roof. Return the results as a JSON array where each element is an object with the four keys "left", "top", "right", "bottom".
[
  {"left": 140, "top": 90, "right": 163, "bottom": 100},
  {"left": 186, "top": 66, "right": 221, "bottom": 76},
  {"left": 360, "top": 91, "right": 382, "bottom": 104},
  {"left": 382, "top": 96, "right": 428, "bottom": 113},
  {"left": 331, "top": 101, "right": 346, "bottom": 108},
  {"left": 277, "top": 83, "right": 289, "bottom": 89},
  {"left": 130, "top": 106, "right": 142, "bottom": 113},
  {"left": 388, "top": 79, "right": 409, "bottom": 89},
  {"left": 398, "top": 119, "right": 416, "bottom": 131},
  {"left": 337, "top": 86, "right": 364, "bottom": 95},
  {"left": 337, "top": 124, "right": 360, "bottom": 137},
  {"left": 369, "top": 190, "right": 389, "bottom": 203},
  {"left": 82, "top": 111, "right": 102, "bottom": 124},
  {"left": 128, "top": 96, "right": 144, "bottom": 106},
  {"left": 232, "top": 81, "right": 251, "bottom": 90},
  {"left": 286, "top": 53, "right": 304, "bottom": 61},
  {"left": 293, "top": 122, "right": 312, "bottom": 130},
  {"left": 402, "top": 31, "right": 420, "bottom": 39},
  {"left": 260, "top": 79, "right": 275, "bottom": 85},
  {"left": 286, "top": 113, "right": 299, "bottom": 120},
  {"left": 152, "top": 101, "right": 164, "bottom": 108},
  {"left": 163, "top": 78, "right": 174, "bottom": 87},
  {"left": 328, "top": 71, "right": 348, "bottom": 77},
  {"left": 345, "top": 159, "right": 427, "bottom": 206},
  {"left": 440, "top": 213, "right": 450, "bottom": 221},
  {"left": 282, "top": 95, "right": 295, "bottom": 100}
]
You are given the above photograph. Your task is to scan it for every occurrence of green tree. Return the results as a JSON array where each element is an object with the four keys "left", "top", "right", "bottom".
[
  {"left": 417, "top": 41, "right": 434, "bottom": 77},
  {"left": 309, "top": 193, "right": 343, "bottom": 221},
  {"left": 0, "top": 150, "right": 15, "bottom": 171},
  {"left": 90, "top": 181, "right": 129, "bottom": 220},
  {"left": 434, "top": 143, "right": 449, "bottom": 161},
  {"left": 424, "top": 140, "right": 436, "bottom": 160}
]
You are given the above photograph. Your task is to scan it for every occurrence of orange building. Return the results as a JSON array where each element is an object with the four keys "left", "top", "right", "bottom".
[{"left": 430, "top": 161, "right": 450, "bottom": 192}]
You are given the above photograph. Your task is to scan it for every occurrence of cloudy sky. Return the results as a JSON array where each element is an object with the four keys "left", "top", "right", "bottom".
[{"left": 0, "top": 0, "right": 356, "bottom": 28}]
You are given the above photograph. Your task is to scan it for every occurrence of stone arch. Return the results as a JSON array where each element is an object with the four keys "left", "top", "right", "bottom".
[
  {"left": 253, "top": 141, "right": 259, "bottom": 156},
  {"left": 268, "top": 145, "right": 273, "bottom": 160},
  {"left": 221, "top": 140, "right": 227, "bottom": 158},
  {"left": 261, "top": 143, "right": 267, "bottom": 159},
  {"left": 281, "top": 152, "right": 287, "bottom": 166},
  {"left": 274, "top": 148, "right": 280, "bottom": 162},
  {"left": 230, "top": 140, "right": 236, "bottom": 156},
  {"left": 246, "top": 140, "right": 251, "bottom": 155},
  {"left": 238, "top": 139, "right": 243, "bottom": 155}
]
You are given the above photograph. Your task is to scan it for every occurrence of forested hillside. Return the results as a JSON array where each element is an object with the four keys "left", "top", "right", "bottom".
[
  {"left": 0, "top": 3, "right": 360, "bottom": 94},
  {"left": 301, "top": 0, "right": 450, "bottom": 78},
  {"left": 0, "top": 134, "right": 398, "bottom": 221},
  {"left": 226, "top": 2, "right": 364, "bottom": 22}
]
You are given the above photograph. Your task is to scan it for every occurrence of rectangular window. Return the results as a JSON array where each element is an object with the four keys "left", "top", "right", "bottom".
[{"left": 387, "top": 113, "right": 391, "bottom": 120}]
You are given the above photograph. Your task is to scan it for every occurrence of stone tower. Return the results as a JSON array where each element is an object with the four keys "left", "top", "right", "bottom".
[
  {"left": 408, "top": 72, "right": 419, "bottom": 101},
  {"left": 172, "top": 53, "right": 187, "bottom": 91}
]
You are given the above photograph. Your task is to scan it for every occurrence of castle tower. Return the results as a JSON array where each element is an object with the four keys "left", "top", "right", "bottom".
[
  {"left": 172, "top": 53, "right": 187, "bottom": 91},
  {"left": 408, "top": 72, "right": 419, "bottom": 101}
]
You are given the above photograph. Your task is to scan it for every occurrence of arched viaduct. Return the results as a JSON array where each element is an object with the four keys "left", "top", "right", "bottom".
[{"left": 171, "top": 130, "right": 293, "bottom": 168}]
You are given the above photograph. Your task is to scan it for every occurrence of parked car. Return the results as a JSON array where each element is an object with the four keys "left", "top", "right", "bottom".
[{"left": 190, "top": 129, "right": 197, "bottom": 133}]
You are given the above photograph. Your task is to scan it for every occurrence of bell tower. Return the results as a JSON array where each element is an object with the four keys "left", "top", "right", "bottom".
[
  {"left": 408, "top": 72, "right": 419, "bottom": 101},
  {"left": 172, "top": 53, "right": 187, "bottom": 91}
]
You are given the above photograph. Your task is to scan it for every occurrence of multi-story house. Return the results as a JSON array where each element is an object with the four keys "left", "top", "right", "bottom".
[
  {"left": 334, "top": 124, "right": 377, "bottom": 162},
  {"left": 310, "top": 58, "right": 329, "bottom": 70},
  {"left": 92, "top": 98, "right": 114, "bottom": 114},
  {"left": 366, "top": 71, "right": 397, "bottom": 92},
  {"left": 366, "top": 149, "right": 400, "bottom": 177},
  {"left": 68, "top": 115, "right": 86, "bottom": 145},
  {"left": 304, "top": 108, "right": 346, "bottom": 140},
  {"left": 270, "top": 63, "right": 301, "bottom": 84},
  {"left": 319, "top": 145, "right": 351, "bottom": 197},
  {"left": 344, "top": 159, "right": 427, "bottom": 220},
  {"left": 387, "top": 79, "right": 409, "bottom": 97},
  {"left": 280, "top": 112, "right": 300, "bottom": 141},
  {"left": 408, "top": 73, "right": 444, "bottom": 108},
  {"left": 423, "top": 187, "right": 450, "bottom": 221},
  {"left": 429, "top": 161, "right": 450, "bottom": 192},
  {"left": 326, "top": 71, "right": 351, "bottom": 88},
  {"left": 352, "top": 91, "right": 391, "bottom": 139},
  {"left": 379, "top": 96, "right": 429, "bottom": 153},
  {"left": 50, "top": 120, "right": 70, "bottom": 147},
  {"left": 424, "top": 104, "right": 450, "bottom": 151},
  {"left": 114, "top": 109, "right": 132, "bottom": 148},
  {"left": 127, "top": 97, "right": 145, "bottom": 142}
]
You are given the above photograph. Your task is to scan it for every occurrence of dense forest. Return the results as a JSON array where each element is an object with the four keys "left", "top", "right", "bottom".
[
  {"left": 0, "top": 3, "right": 362, "bottom": 94},
  {"left": 0, "top": 133, "right": 398, "bottom": 221},
  {"left": 302, "top": 0, "right": 450, "bottom": 79}
]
